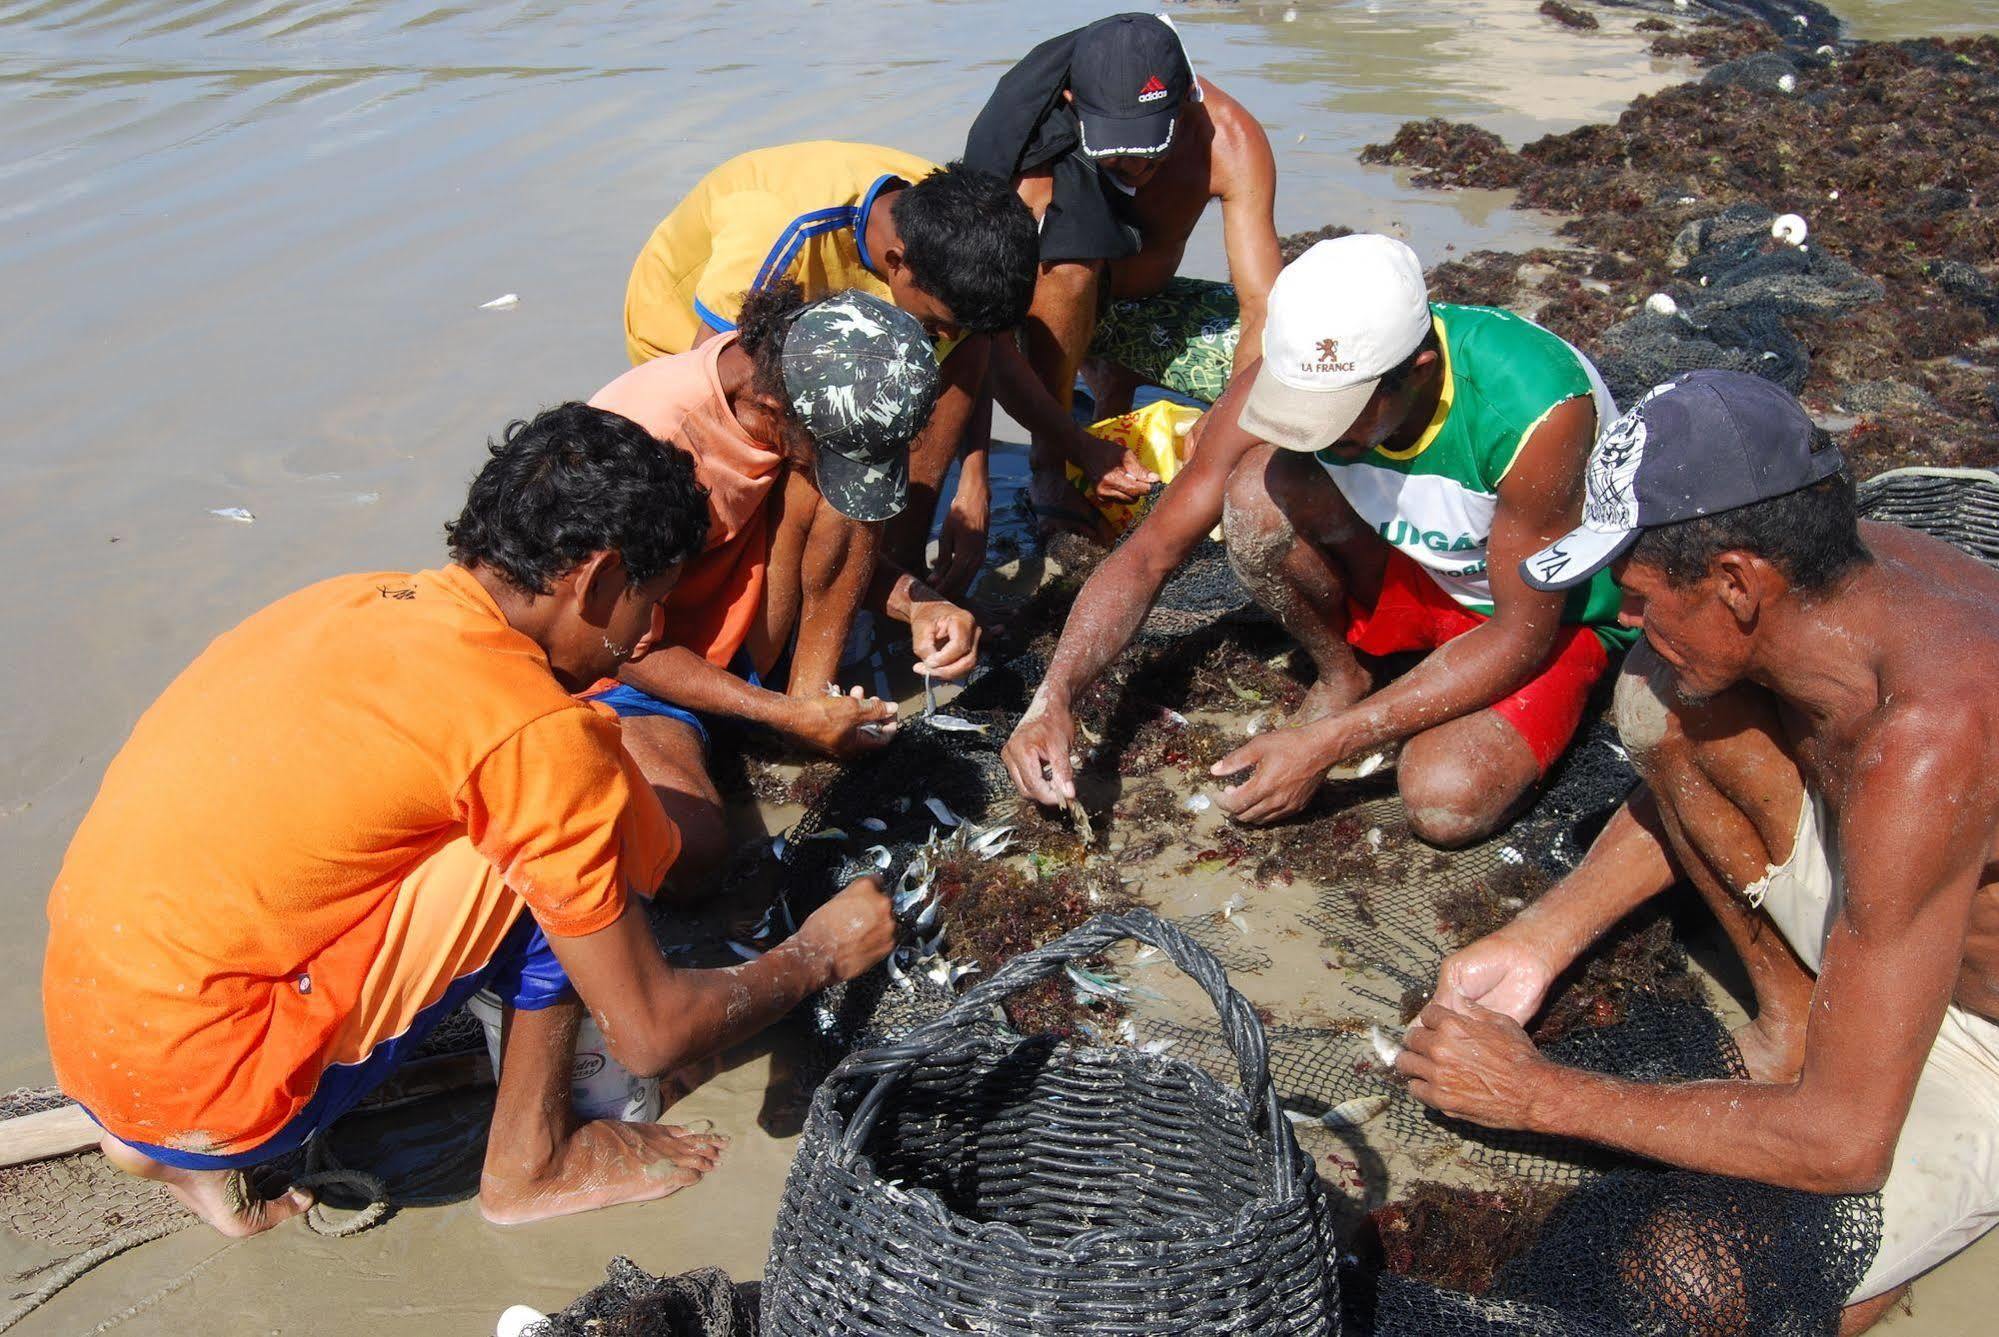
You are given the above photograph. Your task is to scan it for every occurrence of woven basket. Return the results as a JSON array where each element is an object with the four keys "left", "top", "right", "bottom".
[
  {"left": 1857, "top": 466, "right": 1999, "bottom": 569},
  {"left": 763, "top": 908, "right": 1341, "bottom": 1334}
]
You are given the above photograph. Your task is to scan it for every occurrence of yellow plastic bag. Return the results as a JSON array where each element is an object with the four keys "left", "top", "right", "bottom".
[{"left": 1064, "top": 400, "right": 1205, "bottom": 539}]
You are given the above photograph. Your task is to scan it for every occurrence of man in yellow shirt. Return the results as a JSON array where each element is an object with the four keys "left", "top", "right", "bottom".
[{"left": 624, "top": 141, "right": 1143, "bottom": 592}]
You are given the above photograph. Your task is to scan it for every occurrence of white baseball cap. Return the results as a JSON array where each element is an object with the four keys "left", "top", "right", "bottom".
[{"left": 1240, "top": 234, "right": 1433, "bottom": 453}]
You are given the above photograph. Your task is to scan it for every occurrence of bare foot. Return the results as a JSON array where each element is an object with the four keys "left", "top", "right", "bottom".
[
  {"left": 478, "top": 1120, "right": 728, "bottom": 1226},
  {"left": 1733, "top": 1015, "right": 1808, "bottom": 1083},
  {"left": 99, "top": 1134, "right": 313, "bottom": 1238},
  {"left": 1289, "top": 664, "right": 1371, "bottom": 728}
]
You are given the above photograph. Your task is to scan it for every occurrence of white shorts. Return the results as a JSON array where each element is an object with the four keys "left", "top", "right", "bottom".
[{"left": 1748, "top": 790, "right": 1999, "bottom": 1301}]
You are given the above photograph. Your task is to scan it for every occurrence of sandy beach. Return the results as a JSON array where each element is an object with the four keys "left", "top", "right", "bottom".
[{"left": 5, "top": 0, "right": 1997, "bottom": 1332}]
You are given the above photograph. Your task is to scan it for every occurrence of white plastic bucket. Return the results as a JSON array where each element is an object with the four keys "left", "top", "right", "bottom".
[{"left": 466, "top": 990, "right": 663, "bottom": 1124}]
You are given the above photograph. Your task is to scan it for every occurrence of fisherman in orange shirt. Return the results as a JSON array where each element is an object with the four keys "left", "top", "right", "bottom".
[
  {"left": 589, "top": 286, "right": 980, "bottom": 883},
  {"left": 43, "top": 404, "right": 897, "bottom": 1235}
]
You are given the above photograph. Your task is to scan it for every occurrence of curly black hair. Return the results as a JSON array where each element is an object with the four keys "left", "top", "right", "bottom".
[
  {"left": 735, "top": 279, "right": 810, "bottom": 427},
  {"left": 891, "top": 160, "right": 1038, "bottom": 333},
  {"left": 445, "top": 402, "right": 710, "bottom": 595}
]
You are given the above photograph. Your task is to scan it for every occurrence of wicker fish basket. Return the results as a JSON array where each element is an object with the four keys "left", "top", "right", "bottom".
[{"left": 763, "top": 908, "right": 1341, "bottom": 1334}]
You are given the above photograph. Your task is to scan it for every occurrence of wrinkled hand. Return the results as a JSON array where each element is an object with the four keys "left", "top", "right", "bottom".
[
  {"left": 1074, "top": 432, "right": 1157, "bottom": 505},
  {"left": 909, "top": 598, "right": 980, "bottom": 681},
  {"left": 1003, "top": 696, "right": 1079, "bottom": 807},
  {"left": 1396, "top": 1003, "right": 1552, "bottom": 1132},
  {"left": 793, "top": 876, "right": 897, "bottom": 985},
  {"left": 928, "top": 479, "right": 989, "bottom": 600},
  {"left": 1212, "top": 728, "right": 1330, "bottom": 825},
  {"left": 785, "top": 687, "right": 898, "bottom": 758},
  {"left": 1433, "top": 931, "right": 1560, "bottom": 1027}
]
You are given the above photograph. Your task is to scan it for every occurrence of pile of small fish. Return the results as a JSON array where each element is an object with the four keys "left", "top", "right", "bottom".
[{"left": 882, "top": 808, "right": 1013, "bottom": 992}]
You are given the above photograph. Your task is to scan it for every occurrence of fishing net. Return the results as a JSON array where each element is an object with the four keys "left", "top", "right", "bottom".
[
  {"left": 1591, "top": 204, "right": 1883, "bottom": 407},
  {"left": 529, "top": 1260, "right": 758, "bottom": 1337},
  {"left": 1595, "top": 0, "right": 1842, "bottom": 48}
]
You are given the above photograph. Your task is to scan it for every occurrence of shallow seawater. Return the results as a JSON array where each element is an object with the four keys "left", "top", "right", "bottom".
[{"left": 0, "top": 0, "right": 1713, "bottom": 1091}]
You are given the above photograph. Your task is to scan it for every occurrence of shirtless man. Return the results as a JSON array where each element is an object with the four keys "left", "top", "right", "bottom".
[
  {"left": 1402, "top": 371, "right": 1999, "bottom": 1331},
  {"left": 1004, "top": 236, "right": 1630, "bottom": 846},
  {"left": 43, "top": 405, "right": 895, "bottom": 1234},
  {"left": 964, "top": 11, "right": 1282, "bottom": 522}
]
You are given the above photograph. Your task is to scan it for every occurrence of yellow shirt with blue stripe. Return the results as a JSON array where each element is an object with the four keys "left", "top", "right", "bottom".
[{"left": 623, "top": 141, "right": 940, "bottom": 364}]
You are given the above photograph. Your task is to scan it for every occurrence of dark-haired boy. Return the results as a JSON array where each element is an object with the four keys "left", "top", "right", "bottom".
[
  {"left": 626, "top": 145, "right": 1097, "bottom": 592},
  {"left": 43, "top": 404, "right": 896, "bottom": 1237},
  {"left": 1405, "top": 371, "right": 1999, "bottom": 1330},
  {"left": 964, "top": 12, "right": 1282, "bottom": 521}
]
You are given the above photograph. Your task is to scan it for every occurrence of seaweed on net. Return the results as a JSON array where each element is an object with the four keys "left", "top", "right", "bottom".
[{"left": 1365, "top": 1179, "right": 1574, "bottom": 1296}]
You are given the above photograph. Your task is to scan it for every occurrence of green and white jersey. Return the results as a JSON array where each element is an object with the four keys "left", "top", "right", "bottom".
[{"left": 1316, "top": 303, "right": 1632, "bottom": 648}]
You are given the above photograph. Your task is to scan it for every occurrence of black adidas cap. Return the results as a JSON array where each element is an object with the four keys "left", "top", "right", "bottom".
[
  {"left": 1522, "top": 370, "right": 1845, "bottom": 591},
  {"left": 1069, "top": 12, "right": 1195, "bottom": 159}
]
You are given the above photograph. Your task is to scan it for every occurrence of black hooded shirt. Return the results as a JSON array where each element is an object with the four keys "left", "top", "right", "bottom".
[{"left": 962, "top": 27, "right": 1145, "bottom": 265}]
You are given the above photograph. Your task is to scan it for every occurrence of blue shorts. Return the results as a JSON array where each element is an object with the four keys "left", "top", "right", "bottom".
[
  {"left": 586, "top": 682, "right": 716, "bottom": 748},
  {"left": 586, "top": 650, "right": 777, "bottom": 748},
  {"left": 103, "top": 910, "right": 573, "bottom": 1171}
]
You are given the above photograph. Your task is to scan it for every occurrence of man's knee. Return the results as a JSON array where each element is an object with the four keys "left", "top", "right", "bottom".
[
  {"left": 1399, "top": 721, "right": 1536, "bottom": 848},
  {"left": 1221, "top": 447, "right": 1291, "bottom": 581},
  {"left": 1613, "top": 639, "right": 1686, "bottom": 775}
]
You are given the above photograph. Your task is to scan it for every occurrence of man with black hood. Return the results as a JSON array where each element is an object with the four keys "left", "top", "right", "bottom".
[{"left": 965, "top": 11, "right": 1281, "bottom": 527}]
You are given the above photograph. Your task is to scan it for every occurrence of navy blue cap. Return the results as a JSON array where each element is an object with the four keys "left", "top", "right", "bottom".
[{"left": 1522, "top": 370, "right": 1844, "bottom": 591}]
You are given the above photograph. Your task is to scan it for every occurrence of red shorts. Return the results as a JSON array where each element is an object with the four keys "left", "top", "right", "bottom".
[{"left": 1345, "top": 549, "right": 1612, "bottom": 774}]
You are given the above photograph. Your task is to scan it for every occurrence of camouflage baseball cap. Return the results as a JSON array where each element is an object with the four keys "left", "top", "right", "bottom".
[{"left": 781, "top": 291, "right": 940, "bottom": 522}]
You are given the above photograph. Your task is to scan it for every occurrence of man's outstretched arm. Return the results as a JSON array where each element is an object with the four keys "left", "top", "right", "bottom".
[
  {"left": 1002, "top": 368, "right": 1265, "bottom": 804},
  {"left": 1403, "top": 706, "right": 1987, "bottom": 1193},
  {"left": 551, "top": 878, "right": 896, "bottom": 1081}
]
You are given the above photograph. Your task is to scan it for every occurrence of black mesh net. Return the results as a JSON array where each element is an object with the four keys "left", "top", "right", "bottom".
[
  {"left": 1592, "top": 204, "right": 1884, "bottom": 406},
  {"left": 530, "top": 1260, "right": 757, "bottom": 1336}
]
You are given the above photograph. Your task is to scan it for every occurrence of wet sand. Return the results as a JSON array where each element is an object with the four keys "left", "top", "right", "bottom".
[{"left": 5, "top": 0, "right": 1997, "bottom": 1332}]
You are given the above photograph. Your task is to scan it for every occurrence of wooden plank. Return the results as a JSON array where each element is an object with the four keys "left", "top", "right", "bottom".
[{"left": 0, "top": 1104, "right": 99, "bottom": 1167}]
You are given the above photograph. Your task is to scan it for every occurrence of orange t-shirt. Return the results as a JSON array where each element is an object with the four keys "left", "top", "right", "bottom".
[
  {"left": 43, "top": 566, "right": 677, "bottom": 1153},
  {"left": 590, "top": 333, "right": 784, "bottom": 668}
]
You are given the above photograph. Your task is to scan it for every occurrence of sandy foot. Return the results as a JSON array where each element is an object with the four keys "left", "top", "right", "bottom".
[
  {"left": 99, "top": 1134, "right": 314, "bottom": 1238},
  {"left": 479, "top": 1120, "right": 729, "bottom": 1227}
]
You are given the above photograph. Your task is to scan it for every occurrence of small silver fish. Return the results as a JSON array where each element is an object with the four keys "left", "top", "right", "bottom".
[
  {"left": 1322, "top": 1095, "right": 1391, "bottom": 1130},
  {"left": 965, "top": 824, "right": 1014, "bottom": 859},
  {"left": 924, "top": 797, "right": 962, "bottom": 828},
  {"left": 1369, "top": 1025, "right": 1405, "bottom": 1067},
  {"left": 861, "top": 817, "right": 889, "bottom": 832},
  {"left": 726, "top": 941, "right": 764, "bottom": 961},
  {"left": 863, "top": 844, "right": 894, "bottom": 870},
  {"left": 924, "top": 714, "right": 988, "bottom": 734},
  {"left": 1064, "top": 963, "right": 1128, "bottom": 1000}
]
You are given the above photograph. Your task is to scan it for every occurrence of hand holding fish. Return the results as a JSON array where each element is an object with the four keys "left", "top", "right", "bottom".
[
  {"left": 909, "top": 597, "right": 980, "bottom": 681},
  {"left": 1003, "top": 694, "right": 1079, "bottom": 806},
  {"left": 792, "top": 875, "right": 898, "bottom": 985},
  {"left": 788, "top": 686, "right": 899, "bottom": 758},
  {"left": 1075, "top": 433, "right": 1156, "bottom": 504},
  {"left": 1396, "top": 1002, "right": 1551, "bottom": 1133},
  {"left": 1213, "top": 726, "right": 1330, "bottom": 824}
]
